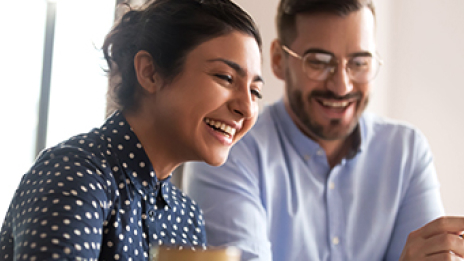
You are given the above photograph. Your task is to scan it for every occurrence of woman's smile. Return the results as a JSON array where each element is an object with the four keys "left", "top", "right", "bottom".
[{"left": 204, "top": 117, "right": 241, "bottom": 146}]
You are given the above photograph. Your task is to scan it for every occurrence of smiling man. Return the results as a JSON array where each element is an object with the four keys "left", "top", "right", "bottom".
[
  {"left": 276, "top": 5, "right": 378, "bottom": 167},
  {"left": 183, "top": 0, "right": 453, "bottom": 260}
]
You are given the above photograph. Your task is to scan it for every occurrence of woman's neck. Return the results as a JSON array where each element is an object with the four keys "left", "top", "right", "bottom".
[{"left": 122, "top": 108, "right": 180, "bottom": 180}]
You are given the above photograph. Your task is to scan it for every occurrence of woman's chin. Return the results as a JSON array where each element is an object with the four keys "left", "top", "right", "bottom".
[{"left": 203, "top": 150, "right": 229, "bottom": 167}]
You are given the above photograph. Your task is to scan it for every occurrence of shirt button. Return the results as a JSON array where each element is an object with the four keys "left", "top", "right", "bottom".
[
  {"left": 317, "top": 150, "right": 324, "bottom": 156},
  {"left": 148, "top": 210, "right": 155, "bottom": 218},
  {"left": 329, "top": 182, "right": 335, "bottom": 190},
  {"left": 332, "top": 237, "right": 340, "bottom": 245}
]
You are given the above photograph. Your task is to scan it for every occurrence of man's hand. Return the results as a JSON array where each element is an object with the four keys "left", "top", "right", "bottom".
[{"left": 400, "top": 216, "right": 464, "bottom": 260}]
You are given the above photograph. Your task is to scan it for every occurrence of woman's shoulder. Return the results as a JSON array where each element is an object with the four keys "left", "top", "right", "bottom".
[{"left": 36, "top": 128, "right": 110, "bottom": 166}]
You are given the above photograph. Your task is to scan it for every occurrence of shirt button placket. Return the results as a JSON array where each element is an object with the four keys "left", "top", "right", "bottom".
[
  {"left": 146, "top": 192, "right": 158, "bottom": 247},
  {"left": 148, "top": 209, "right": 155, "bottom": 219},
  {"left": 148, "top": 193, "right": 157, "bottom": 222},
  {"left": 326, "top": 166, "right": 345, "bottom": 261},
  {"left": 329, "top": 182, "right": 335, "bottom": 190}
]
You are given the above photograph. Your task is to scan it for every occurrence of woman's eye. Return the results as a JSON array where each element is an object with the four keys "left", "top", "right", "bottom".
[
  {"left": 215, "top": 74, "right": 233, "bottom": 83},
  {"left": 251, "top": 89, "right": 262, "bottom": 99}
]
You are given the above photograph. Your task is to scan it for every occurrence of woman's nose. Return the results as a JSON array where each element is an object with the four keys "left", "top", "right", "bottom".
[{"left": 228, "top": 88, "right": 257, "bottom": 119}]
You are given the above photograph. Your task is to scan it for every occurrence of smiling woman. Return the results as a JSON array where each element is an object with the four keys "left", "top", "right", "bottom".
[
  {"left": 0, "top": 0, "right": 262, "bottom": 260},
  {"left": 131, "top": 32, "right": 263, "bottom": 167}
]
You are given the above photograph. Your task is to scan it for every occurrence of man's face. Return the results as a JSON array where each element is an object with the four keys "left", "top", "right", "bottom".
[{"left": 272, "top": 7, "right": 376, "bottom": 141}]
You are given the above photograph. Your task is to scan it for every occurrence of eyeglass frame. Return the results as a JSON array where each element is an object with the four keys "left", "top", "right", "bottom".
[{"left": 281, "top": 44, "right": 383, "bottom": 84}]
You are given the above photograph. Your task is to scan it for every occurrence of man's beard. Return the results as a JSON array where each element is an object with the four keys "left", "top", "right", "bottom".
[{"left": 285, "top": 70, "right": 369, "bottom": 141}]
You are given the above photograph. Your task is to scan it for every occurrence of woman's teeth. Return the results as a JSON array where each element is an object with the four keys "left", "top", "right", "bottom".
[{"left": 205, "top": 118, "right": 236, "bottom": 136}]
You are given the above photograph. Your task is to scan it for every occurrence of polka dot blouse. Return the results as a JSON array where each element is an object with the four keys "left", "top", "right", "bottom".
[{"left": 0, "top": 111, "right": 207, "bottom": 261}]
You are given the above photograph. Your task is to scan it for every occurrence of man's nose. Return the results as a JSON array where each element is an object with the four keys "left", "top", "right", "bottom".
[{"left": 326, "top": 64, "right": 354, "bottom": 96}]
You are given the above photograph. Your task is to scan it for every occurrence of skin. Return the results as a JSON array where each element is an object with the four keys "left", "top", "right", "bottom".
[
  {"left": 399, "top": 217, "right": 464, "bottom": 260},
  {"left": 124, "top": 31, "right": 263, "bottom": 180},
  {"left": 271, "top": 8, "right": 375, "bottom": 167}
]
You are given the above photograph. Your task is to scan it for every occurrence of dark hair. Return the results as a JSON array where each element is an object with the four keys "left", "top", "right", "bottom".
[
  {"left": 277, "top": 0, "right": 375, "bottom": 46},
  {"left": 103, "top": 0, "right": 262, "bottom": 112}
]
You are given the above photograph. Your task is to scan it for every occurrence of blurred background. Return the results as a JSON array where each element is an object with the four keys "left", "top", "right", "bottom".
[{"left": 1, "top": 0, "right": 463, "bottom": 223}]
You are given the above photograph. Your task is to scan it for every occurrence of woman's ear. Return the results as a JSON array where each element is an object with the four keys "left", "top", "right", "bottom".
[
  {"left": 270, "top": 39, "right": 285, "bottom": 80},
  {"left": 134, "top": 50, "right": 162, "bottom": 93}
]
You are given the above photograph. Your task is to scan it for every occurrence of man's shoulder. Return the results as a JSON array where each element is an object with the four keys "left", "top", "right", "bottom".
[{"left": 361, "top": 112, "right": 428, "bottom": 147}]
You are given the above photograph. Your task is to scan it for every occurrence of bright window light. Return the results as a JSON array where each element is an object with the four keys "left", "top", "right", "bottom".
[
  {"left": 0, "top": 0, "right": 47, "bottom": 221},
  {"left": 0, "top": 0, "right": 116, "bottom": 222},
  {"left": 46, "top": 1, "right": 115, "bottom": 147}
]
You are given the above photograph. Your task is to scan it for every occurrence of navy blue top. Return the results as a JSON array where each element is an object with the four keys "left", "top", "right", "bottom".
[{"left": 0, "top": 111, "right": 206, "bottom": 261}]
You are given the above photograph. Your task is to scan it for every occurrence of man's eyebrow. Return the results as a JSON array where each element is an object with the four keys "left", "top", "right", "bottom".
[
  {"left": 349, "top": 52, "right": 373, "bottom": 57},
  {"left": 303, "top": 48, "right": 373, "bottom": 58},
  {"left": 303, "top": 48, "right": 335, "bottom": 57},
  {"left": 208, "top": 58, "right": 264, "bottom": 83}
]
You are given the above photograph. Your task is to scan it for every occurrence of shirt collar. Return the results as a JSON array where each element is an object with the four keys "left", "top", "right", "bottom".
[
  {"left": 100, "top": 111, "right": 174, "bottom": 208},
  {"left": 271, "top": 99, "right": 363, "bottom": 160}
]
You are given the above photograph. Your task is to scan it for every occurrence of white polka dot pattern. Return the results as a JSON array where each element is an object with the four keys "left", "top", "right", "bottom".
[{"left": 0, "top": 111, "right": 206, "bottom": 260}]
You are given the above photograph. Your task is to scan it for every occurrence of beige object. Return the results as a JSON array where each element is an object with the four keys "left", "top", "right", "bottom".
[{"left": 151, "top": 246, "right": 241, "bottom": 261}]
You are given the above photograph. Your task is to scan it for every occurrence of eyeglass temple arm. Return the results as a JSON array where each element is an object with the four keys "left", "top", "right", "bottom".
[{"left": 281, "top": 45, "right": 303, "bottom": 60}]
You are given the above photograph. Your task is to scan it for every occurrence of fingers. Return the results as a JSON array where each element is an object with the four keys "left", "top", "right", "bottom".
[
  {"left": 402, "top": 239, "right": 464, "bottom": 261},
  {"left": 424, "top": 233, "right": 464, "bottom": 257},
  {"left": 424, "top": 252, "right": 464, "bottom": 261},
  {"left": 400, "top": 217, "right": 464, "bottom": 261},
  {"left": 419, "top": 217, "right": 464, "bottom": 239}
]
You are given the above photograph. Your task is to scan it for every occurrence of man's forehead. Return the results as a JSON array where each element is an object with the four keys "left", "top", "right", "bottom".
[{"left": 292, "top": 8, "right": 376, "bottom": 55}]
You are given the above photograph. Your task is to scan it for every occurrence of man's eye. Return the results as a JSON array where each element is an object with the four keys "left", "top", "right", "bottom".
[
  {"left": 350, "top": 57, "right": 372, "bottom": 70},
  {"left": 215, "top": 74, "right": 233, "bottom": 83},
  {"left": 353, "top": 61, "right": 368, "bottom": 67},
  {"left": 251, "top": 89, "right": 262, "bottom": 99},
  {"left": 306, "top": 60, "right": 330, "bottom": 70}
]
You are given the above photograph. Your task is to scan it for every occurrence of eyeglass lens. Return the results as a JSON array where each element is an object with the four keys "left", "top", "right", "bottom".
[{"left": 302, "top": 53, "right": 380, "bottom": 83}]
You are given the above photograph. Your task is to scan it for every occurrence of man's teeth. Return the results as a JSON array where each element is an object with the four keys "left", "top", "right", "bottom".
[
  {"left": 321, "top": 101, "right": 350, "bottom": 107},
  {"left": 205, "top": 118, "right": 236, "bottom": 136}
]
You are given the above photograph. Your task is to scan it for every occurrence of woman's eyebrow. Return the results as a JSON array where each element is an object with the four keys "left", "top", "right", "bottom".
[
  {"left": 207, "top": 58, "right": 264, "bottom": 83},
  {"left": 208, "top": 58, "right": 246, "bottom": 76}
]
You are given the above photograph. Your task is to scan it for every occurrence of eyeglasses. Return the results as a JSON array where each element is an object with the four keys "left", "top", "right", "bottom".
[{"left": 281, "top": 45, "right": 383, "bottom": 83}]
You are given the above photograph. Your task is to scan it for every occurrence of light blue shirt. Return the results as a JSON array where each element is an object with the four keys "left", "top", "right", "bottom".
[{"left": 183, "top": 99, "right": 444, "bottom": 261}]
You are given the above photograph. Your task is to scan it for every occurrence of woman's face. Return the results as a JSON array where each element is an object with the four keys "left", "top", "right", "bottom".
[{"left": 151, "top": 31, "right": 263, "bottom": 166}]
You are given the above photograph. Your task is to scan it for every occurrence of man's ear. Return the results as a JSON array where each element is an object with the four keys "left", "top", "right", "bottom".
[
  {"left": 134, "top": 50, "right": 162, "bottom": 93},
  {"left": 270, "top": 39, "right": 285, "bottom": 80}
]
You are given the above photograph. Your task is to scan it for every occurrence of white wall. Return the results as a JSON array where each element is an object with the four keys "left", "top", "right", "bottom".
[
  {"left": 387, "top": 0, "right": 464, "bottom": 215},
  {"left": 234, "top": 0, "right": 464, "bottom": 216}
]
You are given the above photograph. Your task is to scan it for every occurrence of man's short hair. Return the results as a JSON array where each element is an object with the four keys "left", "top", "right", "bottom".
[{"left": 276, "top": 0, "right": 375, "bottom": 45}]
